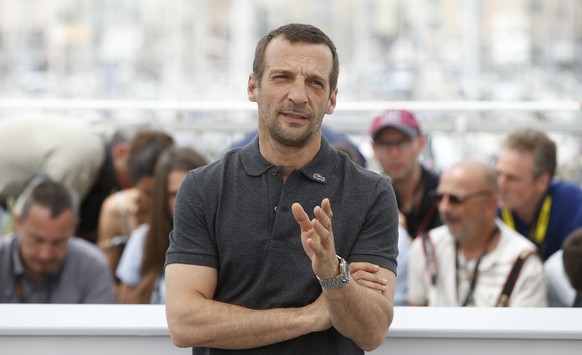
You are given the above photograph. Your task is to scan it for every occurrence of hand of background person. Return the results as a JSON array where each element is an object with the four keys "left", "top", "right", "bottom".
[
  {"left": 291, "top": 198, "right": 340, "bottom": 280},
  {"left": 349, "top": 262, "right": 388, "bottom": 294}
]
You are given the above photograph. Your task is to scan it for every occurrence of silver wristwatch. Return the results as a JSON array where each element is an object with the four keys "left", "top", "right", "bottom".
[{"left": 317, "top": 255, "right": 350, "bottom": 288}]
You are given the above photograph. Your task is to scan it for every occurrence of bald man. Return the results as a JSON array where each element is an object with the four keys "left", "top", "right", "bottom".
[{"left": 408, "top": 160, "right": 547, "bottom": 307}]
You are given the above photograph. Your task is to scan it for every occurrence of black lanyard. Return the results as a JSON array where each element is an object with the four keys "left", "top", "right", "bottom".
[{"left": 455, "top": 225, "right": 499, "bottom": 307}]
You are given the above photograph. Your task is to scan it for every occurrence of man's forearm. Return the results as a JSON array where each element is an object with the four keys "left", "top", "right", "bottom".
[
  {"left": 167, "top": 295, "right": 330, "bottom": 349},
  {"left": 323, "top": 272, "right": 394, "bottom": 351}
]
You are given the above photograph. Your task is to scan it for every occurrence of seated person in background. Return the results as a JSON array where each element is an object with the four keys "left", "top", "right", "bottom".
[
  {"left": 408, "top": 160, "right": 546, "bottom": 307},
  {"left": 370, "top": 109, "right": 441, "bottom": 238},
  {"left": 394, "top": 224, "right": 410, "bottom": 306},
  {"left": 543, "top": 248, "right": 576, "bottom": 307},
  {"left": 561, "top": 228, "right": 582, "bottom": 307},
  {"left": 116, "top": 146, "right": 208, "bottom": 304},
  {"left": 0, "top": 179, "right": 114, "bottom": 303},
  {"left": 98, "top": 130, "right": 175, "bottom": 281},
  {"left": 496, "top": 128, "right": 582, "bottom": 261}
]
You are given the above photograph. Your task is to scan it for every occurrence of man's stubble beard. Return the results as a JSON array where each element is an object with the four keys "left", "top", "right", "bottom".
[{"left": 261, "top": 102, "right": 321, "bottom": 148}]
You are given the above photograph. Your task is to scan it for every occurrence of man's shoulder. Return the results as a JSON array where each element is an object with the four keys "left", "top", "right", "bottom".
[
  {"left": 411, "top": 225, "right": 452, "bottom": 253},
  {"left": 194, "top": 149, "right": 241, "bottom": 175},
  {"left": 425, "top": 225, "right": 451, "bottom": 241},
  {"left": 67, "top": 237, "right": 108, "bottom": 266},
  {"left": 550, "top": 179, "right": 582, "bottom": 199},
  {"left": 0, "top": 235, "right": 12, "bottom": 249},
  {"left": 497, "top": 223, "right": 539, "bottom": 257},
  {"left": 0, "top": 236, "right": 13, "bottom": 267}
]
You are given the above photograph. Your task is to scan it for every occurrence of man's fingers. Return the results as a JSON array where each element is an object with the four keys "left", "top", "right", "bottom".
[
  {"left": 313, "top": 206, "right": 332, "bottom": 232},
  {"left": 291, "top": 202, "right": 312, "bottom": 232},
  {"left": 349, "top": 262, "right": 380, "bottom": 273},
  {"left": 321, "top": 198, "right": 333, "bottom": 219}
]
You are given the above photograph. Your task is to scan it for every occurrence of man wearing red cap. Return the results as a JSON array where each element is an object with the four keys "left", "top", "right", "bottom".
[{"left": 370, "top": 110, "right": 441, "bottom": 239}]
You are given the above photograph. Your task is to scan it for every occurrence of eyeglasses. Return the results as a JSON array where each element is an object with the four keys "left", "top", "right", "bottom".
[
  {"left": 374, "top": 138, "right": 413, "bottom": 151},
  {"left": 430, "top": 190, "right": 493, "bottom": 205}
]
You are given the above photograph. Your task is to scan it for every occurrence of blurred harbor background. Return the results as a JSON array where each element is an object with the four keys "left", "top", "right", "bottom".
[{"left": 0, "top": 0, "right": 580, "bottom": 178}]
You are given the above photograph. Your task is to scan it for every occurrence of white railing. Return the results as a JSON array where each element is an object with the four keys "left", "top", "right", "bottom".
[{"left": 1, "top": 304, "right": 581, "bottom": 355}]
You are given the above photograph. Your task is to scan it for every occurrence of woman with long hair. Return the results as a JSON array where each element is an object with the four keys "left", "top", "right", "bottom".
[{"left": 116, "top": 146, "right": 208, "bottom": 303}]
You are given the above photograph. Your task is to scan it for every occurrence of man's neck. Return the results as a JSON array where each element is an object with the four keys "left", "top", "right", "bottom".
[
  {"left": 459, "top": 223, "right": 500, "bottom": 261},
  {"left": 514, "top": 193, "right": 546, "bottom": 225},
  {"left": 258, "top": 133, "right": 321, "bottom": 182},
  {"left": 391, "top": 165, "right": 422, "bottom": 211},
  {"left": 23, "top": 266, "right": 46, "bottom": 284}
]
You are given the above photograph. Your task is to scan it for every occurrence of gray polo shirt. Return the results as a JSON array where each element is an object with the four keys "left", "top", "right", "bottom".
[
  {"left": 166, "top": 137, "right": 399, "bottom": 354},
  {"left": 0, "top": 234, "right": 115, "bottom": 303}
]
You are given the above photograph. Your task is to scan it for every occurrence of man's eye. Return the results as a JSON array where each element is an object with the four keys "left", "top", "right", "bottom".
[{"left": 310, "top": 80, "right": 324, "bottom": 87}]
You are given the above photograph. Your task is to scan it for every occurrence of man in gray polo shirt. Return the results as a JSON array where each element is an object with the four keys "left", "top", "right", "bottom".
[
  {"left": 0, "top": 180, "right": 114, "bottom": 303},
  {"left": 165, "top": 23, "right": 399, "bottom": 354}
]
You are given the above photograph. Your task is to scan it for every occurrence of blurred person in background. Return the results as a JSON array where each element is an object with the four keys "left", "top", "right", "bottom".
[
  {"left": 116, "top": 146, "right": 208, "bottom": 304},
  {"left": 496, "top": 128, "right": 582, "bottom": 261},
  {"left": 544, "top": 231, "right": 577, "bottom": 307},
  {"left": 0, "top": 115, "right": 148, "bottom": 242},
  {"left": 98, "top": 130, "right": 174, "bottom": 284},
  {"left": 370, "top": 109, "right": 441, "bottom": 239},
  {"left": 0, "top": 179, "right": 114, "bottom": 303},
  {"left": 408, "top": 160, "right": 546, "bottom": 307},
  {"left": 562, "top": 228, "right": 582, "bottom": 307}
]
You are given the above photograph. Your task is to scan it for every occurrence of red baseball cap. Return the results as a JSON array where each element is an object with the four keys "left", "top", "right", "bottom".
[{"left": 370, "top": 110, "right": 421, "bottom": 140}]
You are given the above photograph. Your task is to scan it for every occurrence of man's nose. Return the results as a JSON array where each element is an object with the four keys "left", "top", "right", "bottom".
[
  {"left": 38, "top": 244, "right": 56, "bottom": 261},
  {"left": 287, "top": 81, "right": 308, "bottom": 105}
]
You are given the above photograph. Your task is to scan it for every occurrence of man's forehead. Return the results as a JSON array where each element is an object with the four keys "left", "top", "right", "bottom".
[{"left": 264, "top": 37, "right": 333, "bottom": 71}]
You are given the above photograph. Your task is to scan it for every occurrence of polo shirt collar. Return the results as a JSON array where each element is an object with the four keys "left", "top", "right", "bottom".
[{"left": 240, "top": 135, "right": 336, "bottom": 184}]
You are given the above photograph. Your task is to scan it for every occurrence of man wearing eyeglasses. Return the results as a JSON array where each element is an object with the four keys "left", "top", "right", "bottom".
[
  {"left": 407, "top": 160, "right": 547, "bottom": 307},
  {"left": 370, "top": 110, "right": 442, "bottom": 239},
  {"left": 496, "top": 128, "right": 582, "bottom": 262}
]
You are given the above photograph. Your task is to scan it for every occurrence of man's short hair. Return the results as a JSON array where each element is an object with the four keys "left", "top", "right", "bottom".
[
  {"left": 562, "top": 228, "right": 582, "bottom": 292},
  {"left": 19, "top": 179, "right": 78, "bottom": 221},
  {"left": 252, "top": 23, "right": 339, "bottom": 96},
  {"left": 502, "top": 128, "right": 556, "bottom": 179}
]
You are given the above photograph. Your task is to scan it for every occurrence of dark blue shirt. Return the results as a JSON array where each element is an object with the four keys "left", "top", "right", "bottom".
[{"left": 498, "top": 179, "right": 582, "bottom": 260}]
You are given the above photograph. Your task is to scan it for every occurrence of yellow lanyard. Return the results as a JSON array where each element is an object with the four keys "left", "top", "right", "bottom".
[{"left": 501, "top": 195, "right": 552, "bottom": 246}]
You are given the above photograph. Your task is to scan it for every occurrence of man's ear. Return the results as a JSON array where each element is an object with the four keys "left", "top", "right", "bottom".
[
  {"left": 416, "top": 135, "right": 426, "bottom": 152},
  {"left": 535, "top": 172, "right": 552, "bottom": 194},
  {"left": 14, "top": 214, "right": 22, "bottom": 230},
  {"left": 248, "top": 73, "right": 258, "bottom": 102},
  {"left": 325, "top": 88, "right": 338, "bottom": 115}
]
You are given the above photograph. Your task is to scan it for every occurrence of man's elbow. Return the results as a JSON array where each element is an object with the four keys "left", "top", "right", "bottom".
[
  {"left": 167, "top": 313, "right": 216, "bottom": 348},
  {"left": 167, "top": 317, "right": 194, "bottom": 348},
  {"left": 357, "top": 310, "right": 392, "bottom": 352},
  {"left": 169, "top": 332, "right": 193, "bottom": 348},
  {"left": 166, "top": 307, "right": 202, "bottom": 348},
  {"left": 358, "top": 327, "right": 389, "bottom": 352}
]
